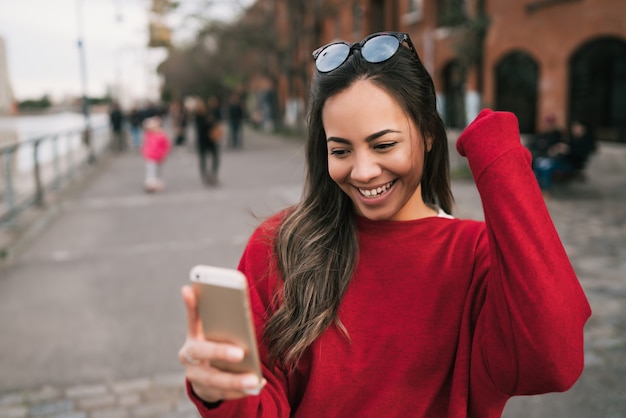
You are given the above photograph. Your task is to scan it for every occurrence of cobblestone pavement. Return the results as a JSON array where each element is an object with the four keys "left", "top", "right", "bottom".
[
  {"left": 0, "top": 130, "right": 624, "bottom": 418},
  {"left": 0, "top": 373, "right": 200, "bottom": 418}
]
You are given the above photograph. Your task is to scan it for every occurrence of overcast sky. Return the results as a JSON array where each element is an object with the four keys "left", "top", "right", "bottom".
[{"left": 0, "top": 0, "right": 250, "bottom": 105}]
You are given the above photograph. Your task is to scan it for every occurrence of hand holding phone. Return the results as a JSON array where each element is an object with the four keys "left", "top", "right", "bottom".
[{"left": 187, "top": 265, "right": 264, "bottom": 395}]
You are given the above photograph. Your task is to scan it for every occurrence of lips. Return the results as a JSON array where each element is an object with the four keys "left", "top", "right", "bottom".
[{"left": 358, "top": 180, "right": 395, "bottom": 198}]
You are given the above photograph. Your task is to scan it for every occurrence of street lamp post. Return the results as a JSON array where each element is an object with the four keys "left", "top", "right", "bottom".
[{"left": 76, "top": 0, "right": 95, "bottom": 163}]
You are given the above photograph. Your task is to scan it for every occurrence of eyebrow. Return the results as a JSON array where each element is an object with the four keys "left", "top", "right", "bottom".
[{"left": 326, "top": 129, "right": 400, "bottom": 144}]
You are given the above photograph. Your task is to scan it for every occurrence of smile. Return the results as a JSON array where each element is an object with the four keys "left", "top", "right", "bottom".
[{"left": 358, "top": 180, "right": 395, "bottom": 198}]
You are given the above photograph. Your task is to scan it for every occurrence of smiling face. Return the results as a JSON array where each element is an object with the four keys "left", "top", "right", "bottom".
[{"left": 323, "top": 79, "right": 435, "bottom": 221}]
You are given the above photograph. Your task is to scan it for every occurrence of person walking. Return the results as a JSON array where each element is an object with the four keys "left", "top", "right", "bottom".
[
  {"left": 227, "top": 92, "right": 245, "bottom": 149},
  {"left": 194, "top": 97, "right": 222, "bottom": 186},
  {"left": 179, "top": 32, "right": 590, "bottom": 417},
  {"left": 171, "top": 99, "right": 188, "bottom": 147},
  {"left": 128, "top": 105, "right": 144, "bottom": 150},
  {"left": 108, "top": 102, "right": 126, "bottom": 152}
]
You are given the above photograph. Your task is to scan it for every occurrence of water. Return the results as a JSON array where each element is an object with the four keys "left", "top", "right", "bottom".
[
  {"left": 0, "top": 111, "right": 108, "bottom": 137},
  {"left": 0, "top": 111, "right": 108, "bottom": 172}
]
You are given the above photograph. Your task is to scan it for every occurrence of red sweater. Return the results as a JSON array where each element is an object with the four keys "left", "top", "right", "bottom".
[{"left": 189, "top": 110, "right": 591, "bottom": 417}]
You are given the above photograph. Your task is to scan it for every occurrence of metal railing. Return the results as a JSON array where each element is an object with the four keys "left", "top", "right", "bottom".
[{"left": 0, "top": 124, "right": 110, "bottom": 227}]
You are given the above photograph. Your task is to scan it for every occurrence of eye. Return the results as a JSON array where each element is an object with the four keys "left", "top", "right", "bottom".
[
  {"left": 373, "top": 141, "right": 397, "bottom": 151},
  {"left": 329, "top": 148, "right": 349, "bottom": 157}
]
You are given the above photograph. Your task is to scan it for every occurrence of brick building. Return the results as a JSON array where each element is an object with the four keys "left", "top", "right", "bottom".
[{"left": 267, "top": 0, "right": 626, "bottom": 140}]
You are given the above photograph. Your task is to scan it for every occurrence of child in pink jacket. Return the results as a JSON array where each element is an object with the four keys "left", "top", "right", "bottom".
[{"left": 141, "top": 117, "right": 171, "bottom": 193}]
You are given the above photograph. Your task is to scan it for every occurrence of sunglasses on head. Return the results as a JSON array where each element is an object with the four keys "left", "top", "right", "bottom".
[{"left": 312, "top": 31, "right": 420, "bottom": 73}]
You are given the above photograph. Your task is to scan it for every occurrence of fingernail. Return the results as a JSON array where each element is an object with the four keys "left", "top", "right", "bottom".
[
  {"left": 227, "top": 347, "right": 244, "bottom": 360},
  {"left": 242, "top": 375, "right": 260, "bottom": 387}
]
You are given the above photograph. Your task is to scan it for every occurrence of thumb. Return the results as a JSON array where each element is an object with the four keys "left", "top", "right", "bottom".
[{"left": 181, "top": 285, "right": 204, "bottom": 339}]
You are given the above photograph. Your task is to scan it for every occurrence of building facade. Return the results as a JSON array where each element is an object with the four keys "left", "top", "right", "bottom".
[{"left": 270, "top": 0, "right": 626, "bottom": 140}]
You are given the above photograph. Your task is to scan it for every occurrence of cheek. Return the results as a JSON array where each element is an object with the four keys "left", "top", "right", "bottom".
[
  {"left": 394, "top": 148, "right": 422, "bottom": 177},
  {"left": 327, "top": 158, "right": 347, "bottom": 184}
]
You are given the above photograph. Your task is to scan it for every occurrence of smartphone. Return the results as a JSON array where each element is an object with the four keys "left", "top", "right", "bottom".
[{"left": 189, "top": 265, "right": 263, "bottom": 390}]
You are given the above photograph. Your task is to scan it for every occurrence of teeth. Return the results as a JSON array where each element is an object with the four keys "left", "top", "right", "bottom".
[{"left": 359, "top": 181, "right": 393, "bottom": 198}]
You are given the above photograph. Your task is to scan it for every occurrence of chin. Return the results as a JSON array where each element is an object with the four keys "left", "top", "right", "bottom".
[{"left": 355, "top": 207, "right": 396, "bottom": 221}]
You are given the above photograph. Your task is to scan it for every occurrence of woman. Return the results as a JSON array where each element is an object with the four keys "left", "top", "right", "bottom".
[
  {"left": 179, "top": 32, "right": 590, "bottom": 417},
  {"left": 194, "top": 97, "right": 222, "bottom": 186}
]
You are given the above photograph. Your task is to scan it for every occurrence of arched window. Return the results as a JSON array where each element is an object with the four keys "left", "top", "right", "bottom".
[
  {"left": 495, "top": 51, "right": 539, "bottom": 133},
  {"left": 442, "top": 60, "right": 467, "bottom": 129},
  {"left": 569, "top": 37, "right": 626, "bottom": 143}
]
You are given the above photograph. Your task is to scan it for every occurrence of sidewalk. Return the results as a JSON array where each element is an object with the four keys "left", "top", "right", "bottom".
[
  {"left": 0, "top": 127, "right": 624, "bottom": 417},
  {"left": 0, "top": 126, "right": 305, "bottom": 418},
  {"left": 0, "top": 374, "right": 197, "bottom": 418}
]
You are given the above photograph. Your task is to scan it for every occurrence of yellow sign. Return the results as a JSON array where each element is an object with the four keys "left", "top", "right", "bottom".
[{"left": 148, "top": 20, "right": 171, "bottom": 48}]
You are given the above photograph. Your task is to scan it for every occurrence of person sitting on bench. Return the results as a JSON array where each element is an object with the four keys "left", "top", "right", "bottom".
[{"left": 533, "top": 121, "right": 596, "bottom": 194}]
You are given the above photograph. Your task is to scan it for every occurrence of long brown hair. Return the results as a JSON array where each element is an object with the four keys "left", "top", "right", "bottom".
[{"left": 264, "top": 44, "right": 453, "bottom": 371}]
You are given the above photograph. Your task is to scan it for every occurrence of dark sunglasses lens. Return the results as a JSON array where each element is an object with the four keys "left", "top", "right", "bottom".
[
  {"left": 316, "top": 43, "right": 350, "bottom": 72},
  {"left": 362, "top": 35, "right": 400, "bottom": 63}
]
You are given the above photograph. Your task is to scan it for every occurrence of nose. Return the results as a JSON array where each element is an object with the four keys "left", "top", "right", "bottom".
[{"left": 351, "top": 151, "right": 382, "bottom": 183}]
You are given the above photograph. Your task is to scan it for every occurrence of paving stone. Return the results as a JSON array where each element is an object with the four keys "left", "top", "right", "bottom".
[
  {"left": 0, "top": 406, "right": 27, "bottom": 418},
  {"left": 75, "top": 394, "right": 116, "bottom": 410},
  {"left": 142, "top": 388, "right": 182, "bottom": 404},
  {"left": 153, "top": 373, "right": 186, "bottom": 389},
  {"left": 175, "top": 399, "right": 197, "bottom": 414},
  {"left": 26, "top": 387, "right": 62, "bottom": 404},
  {"left": 29, "top": 400, "right": 73, "bottom": 416},
  {"left": 65, "top": 385, "right": 108, "bottom": 399},
  {"left": 49, "top": 413, "right": 86, "bottom": 418},
  {"left": 90, "top": 408, "right": 129, "bottom": 418},
  {"left": 0, "top": 393, "right": 25, "bottom": 407},
  {"left": 116, "top": 393, "right": 141, "bottom": 408},
  {"left": 131, "top": 401, "right": 173, "bottom": 417},
  {"left": 110, "top": 379, "right": 151, "bottom": 395},
  {"left": 583, "top": 352, "right": 605, "bottom": 367}
]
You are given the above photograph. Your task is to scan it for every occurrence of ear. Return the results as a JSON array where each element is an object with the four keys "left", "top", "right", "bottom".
[{"left": 425, "top": 136, "right": 433, "bottom": 152}]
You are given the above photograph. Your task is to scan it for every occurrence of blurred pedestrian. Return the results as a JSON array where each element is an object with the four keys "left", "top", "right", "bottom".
[
  {"left": 109, "top": 102, "right": 126, "bottom": 152},
  {"left": 142, "top": 101, "right": 159, "bottom": 120},
  {"left": 563, "top": 121, "right": 597, "bottom": 171},
  {"left": 227, "top": 91, "right": 245, "bottom": 149},
  {"left": 527, "top": 113, "right": 562, "bottom": 165},
  {"left": 179, "top": 31, "right": 590, "bottom": 417},
  {"left": 171, "top": 99, "right": 188, "bottom": 146},
  {"left": 194, "top": 96, "right": 222, "bottom": 186},
  {"left": 534, "top": 121, "right": 596, "bottom": 194},
  {"left": 128, "top": 105, "right": 144, "bottom": 150},
  {"left": 141, "top": 116, "right": 171, "bottom": 193}
]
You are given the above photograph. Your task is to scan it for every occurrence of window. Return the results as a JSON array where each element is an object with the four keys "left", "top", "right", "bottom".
[
  {"left": 404, "top": 0, "right": 423, "bottom": 25},
  {"left": 353, "top": 3, "right": 363, "bottom": 36},
  {"left": 437, "top": 0, "right": 467, "bottom": 27}
]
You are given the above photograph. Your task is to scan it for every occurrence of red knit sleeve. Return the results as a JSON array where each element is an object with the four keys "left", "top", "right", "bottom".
[
  {"left": 188, "top": 213, "right": 292, "bottom": 417},
  {"left": 457, "top": 109, "right": 591, "bottom": 396}
]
